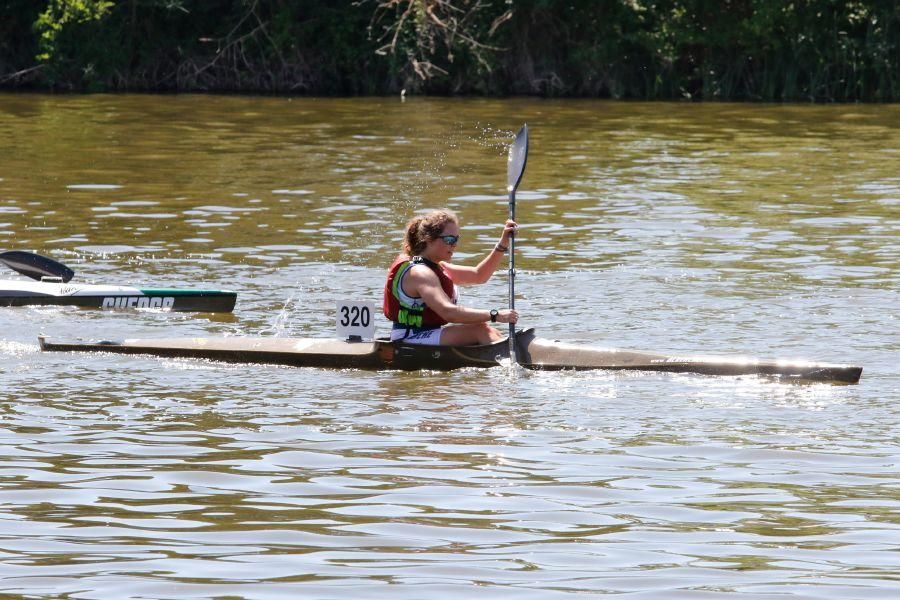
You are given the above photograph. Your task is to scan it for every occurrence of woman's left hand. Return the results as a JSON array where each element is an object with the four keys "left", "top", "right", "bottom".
[{"left": 500, "top": 220, "right": 518, "bottom": 245}]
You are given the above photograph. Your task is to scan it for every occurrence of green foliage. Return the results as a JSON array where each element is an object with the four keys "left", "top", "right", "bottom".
[
  {"left": 32, "top": 0, "right": 115, "bottom": 89},
  {"left": 35, "top": 0, "right": 113, "bottom": 61},
  {"left": 1, "top": 0, "right": 897, "bottom": 100}
]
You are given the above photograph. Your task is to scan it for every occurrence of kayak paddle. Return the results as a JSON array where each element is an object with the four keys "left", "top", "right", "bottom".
[
  {"left": 0, "top": 250, "right": 75, "bottom": 283},
  {"left": 506, "top": 124, "right": 529, "bottom": 364}
]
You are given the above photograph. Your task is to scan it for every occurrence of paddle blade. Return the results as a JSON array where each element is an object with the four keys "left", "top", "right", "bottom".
[
  {"left": 0, "top": 251, "right": 75, "bottom": 282},
  {"left": 507, "top": 124, "right": 529, "bottom": 194}
]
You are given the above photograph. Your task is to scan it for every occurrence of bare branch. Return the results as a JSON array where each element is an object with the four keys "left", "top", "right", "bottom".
[
  {"left": 360, "top": 0, "right": 511, "bottom": 84},
  {"left": 0, "top": 65, "right": 46, "bottom": 84}
]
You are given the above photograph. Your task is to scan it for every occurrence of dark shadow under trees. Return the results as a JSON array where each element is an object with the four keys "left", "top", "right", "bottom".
[{"left": 1, "top": 0, "right": 897, "bottom": 101}]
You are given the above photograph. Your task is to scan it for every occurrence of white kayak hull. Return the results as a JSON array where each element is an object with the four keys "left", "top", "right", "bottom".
[
  {"left": 38, "top": 328, "right": 862, "bottom": 383},
  {"left": 1, "top": 279, "right": 236, "bottom": 312}
]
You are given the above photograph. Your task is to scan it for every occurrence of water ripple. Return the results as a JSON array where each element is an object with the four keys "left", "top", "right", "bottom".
[{"left": 0, "top": 96, "right": 896, "bottom": 599}]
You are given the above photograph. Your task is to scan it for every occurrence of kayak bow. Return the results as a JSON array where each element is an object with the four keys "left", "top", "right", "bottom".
[
  {"left": 1, "top": 251, "right": 236, "bottom": 312},
  {"left": 38, "top": 328, "right": 862, "bottom": 383}
]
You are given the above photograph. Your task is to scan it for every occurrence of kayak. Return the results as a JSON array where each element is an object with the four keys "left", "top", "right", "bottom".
[
  {"left": 0, "top": 250, "right": 236, "bottom": 312},
  {"left": 37, "top": 328, "right": 862, "bottom": 383},
  {"left": 27, "top": 128, "right": 863, "bottom": 383},
  {"left": 1, "top": 279, "right": 237, "bottom": 312}
]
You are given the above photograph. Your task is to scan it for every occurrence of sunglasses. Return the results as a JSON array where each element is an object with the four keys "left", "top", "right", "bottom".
[{"left": 438, "top": 234, "right": 460, "bottom": 245}]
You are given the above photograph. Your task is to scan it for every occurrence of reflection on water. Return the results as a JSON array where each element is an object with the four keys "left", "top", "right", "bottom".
[
  {"left": 3, "top": 96, "right": 896, "bottom": 280},
  {"left": 0, "top": 95, "right": 897, "bottom": 599}
]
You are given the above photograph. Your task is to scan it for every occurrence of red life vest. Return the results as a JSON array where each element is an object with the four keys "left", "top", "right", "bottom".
[{"left": 383, "top": 254, "right": 455, "bottom": 327}]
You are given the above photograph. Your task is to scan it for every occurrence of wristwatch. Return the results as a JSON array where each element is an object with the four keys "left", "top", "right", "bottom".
[{"left": 490, "top": 309, "right": 498, "bottom": 323}]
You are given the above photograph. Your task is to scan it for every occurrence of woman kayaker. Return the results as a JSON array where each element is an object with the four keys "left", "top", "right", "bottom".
[{"left": 383, "top": 209, "right": 519, "bottom": 345}]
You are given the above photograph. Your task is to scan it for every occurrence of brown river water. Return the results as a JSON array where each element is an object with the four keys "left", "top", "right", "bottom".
[{"left": 0, "top": 94, "right": 898, "bottom": 599}]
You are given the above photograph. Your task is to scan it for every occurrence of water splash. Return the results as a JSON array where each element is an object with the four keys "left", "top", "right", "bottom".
[
  {"left": 497, "top": 355, "right": 529, "bottom": 376},
  {"left": 261, "top": 292, "right": 300, "bottom": 337},
  {"left": 473, "top": 122, "right": 517, "bottom": 155}
]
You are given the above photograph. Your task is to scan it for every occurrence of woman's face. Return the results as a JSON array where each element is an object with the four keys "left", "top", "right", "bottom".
[{"left": 425, "top": 220, "right": 460, "bottom": 262}]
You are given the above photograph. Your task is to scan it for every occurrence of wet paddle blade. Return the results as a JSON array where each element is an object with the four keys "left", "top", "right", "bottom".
[
  {"left": 0, "top": 251, "right": 75, "bottom": 282},
  {"left": 507, "top": 124, "right": 529, "bottom": 194}
]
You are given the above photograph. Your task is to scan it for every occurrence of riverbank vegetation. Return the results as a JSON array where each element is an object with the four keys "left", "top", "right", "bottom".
[{"left": 1, "top": 0, "right": 896, "bottom": 101}]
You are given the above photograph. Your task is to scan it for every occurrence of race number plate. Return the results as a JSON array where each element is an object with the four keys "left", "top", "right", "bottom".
[{"left": 336, "top": 301, "right": 375, "bottom": 340}]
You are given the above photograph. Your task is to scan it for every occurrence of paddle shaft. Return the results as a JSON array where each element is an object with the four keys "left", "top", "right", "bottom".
[
  {"left": 504, "top": 124, "right": 528, "bottom": 366},
  {"left": 508, "top": 190, "right": 517, "bottom": 363}
]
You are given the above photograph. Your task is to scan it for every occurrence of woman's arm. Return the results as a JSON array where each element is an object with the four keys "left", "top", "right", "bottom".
[
  {"left": 407, "top": 266, "right": 514, "bottom": 324},
  {"left": 443, "top": 220, "right": 517, "bottom": 285}
]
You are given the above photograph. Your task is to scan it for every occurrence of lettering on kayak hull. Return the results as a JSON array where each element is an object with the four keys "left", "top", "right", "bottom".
[{"left": 101, "top": 296, "right": 176, "bottom": 310}]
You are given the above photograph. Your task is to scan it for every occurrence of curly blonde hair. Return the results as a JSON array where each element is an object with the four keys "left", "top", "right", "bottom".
[{"left": 403, "top": 209, "right": 458, "bottom": 256}]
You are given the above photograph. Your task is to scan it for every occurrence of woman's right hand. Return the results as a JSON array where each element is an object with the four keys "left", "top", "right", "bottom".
[{"left": 496, "top": 309, "right": 518, "bottom": 324}]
